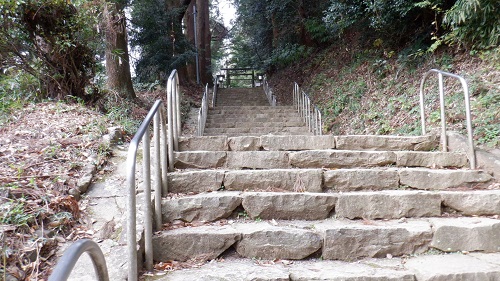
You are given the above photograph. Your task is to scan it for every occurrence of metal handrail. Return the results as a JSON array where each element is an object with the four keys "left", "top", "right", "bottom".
[
  {"left": 419, "top": 69, "right": 476, "bottom": 169},
  {"left": 49, "top": 239, "right": 109, "bottom": 281},
  {"left": 293, "top": 82, "right": 322, "bottom": 135},
  {"left": 197, "top": 83, "right": 209, "bottom": 136},
  {"left": 263, "top": 76, "right": 276, "bottom": 106},
  {"left": 126, "top": 100, "right": 168, "bottom": 281},
  {"left": 212, "top": 77, "right": 218, "bottom": 107},
  {"left": 166, "top": 70, "right": 181, "bottom": 172}
]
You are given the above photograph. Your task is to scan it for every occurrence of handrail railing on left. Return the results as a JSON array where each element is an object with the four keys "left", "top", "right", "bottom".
[
  {"left": 48, "top": 239, "right": 109, "bottom": 281},
  {"left": 197, "top": 83, "right": 209, "bottom": 136},
  {"left": 126, "top": 99, "right": 167, "bottom": 281},
  {"left": 166, "top": 70, "right": 181, "bottom": 172},
  {"left": 419, "top": 69, "right": 476, "bottom": 169}
]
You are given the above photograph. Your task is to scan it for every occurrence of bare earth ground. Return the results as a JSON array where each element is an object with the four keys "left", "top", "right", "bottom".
[
  {"left": 0, "top": 102, "right": 116, "bottom": 280},
  {"left": 0, "top": 83, "right": 203, "bottom": 280}
]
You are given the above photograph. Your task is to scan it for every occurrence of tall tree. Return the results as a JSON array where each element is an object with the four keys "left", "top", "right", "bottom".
[
  {"left": 104, "top": 1, "right": 136, "bottom": 99},
  {"left": 0, "top": 0, "right": 100, "bottom": 101}
]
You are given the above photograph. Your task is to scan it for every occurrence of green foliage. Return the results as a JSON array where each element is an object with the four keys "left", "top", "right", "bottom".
[
  {"left": 443, "top": 0, "right": 500, "bottom": 49},
  {"left": 267, "top": 44, "right": 312, "bottom": 69},
  {"left": 0, "top": 0, "right": 101, "bottom": 101},
  {"left": 323, "top": 0, "right": 418, "bottom": 39},
  {"left": 0, "top": 200, "right": 34, "bottom": 229},
  {"left": 130, "top": 0, "right": 194, "bottom": 83}
]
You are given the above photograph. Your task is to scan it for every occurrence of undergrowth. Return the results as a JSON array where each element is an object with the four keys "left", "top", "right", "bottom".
[{"left": 274, "top": 43, "right": 500, "bottom": 148}]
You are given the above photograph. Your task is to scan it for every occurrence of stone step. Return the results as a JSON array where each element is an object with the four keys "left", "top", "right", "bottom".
[
  {"left": 174, "top": 150, "right": 470, "bottom": 170},
  {"left": 210, "top": 106, "right": 295, "bottom": 112},
  {"left": 178, "top": 135, "right": 438, "bottom": 152},
  {"left": 206, "top": 116, "right": 304, "bottom": 124},
  {"left": 146, "top": 253, "right": 500, "bottom": 281},
  {"left": 215, "top": 100, "right": 270, "bottom": 105},
  {"left": 203, "top": 127, "right": 309, "bottom": 135},
  {"left": 161, "top": 190, "right": 500, "bottom": 223},
  {"left": 167, "top": 169, "right": 492, "bottom": 194},
  {"left": 206, "top": 112, "right": 301, "bottom": 119},
  {"left": 204, "top": 121, "right": 306, "bottom": 129},
  {"left": 151, "top": 217, "right": 500, "bottom": 262},
  {"left": 203, "top": 132, "right": 315, "bottom": 137}
]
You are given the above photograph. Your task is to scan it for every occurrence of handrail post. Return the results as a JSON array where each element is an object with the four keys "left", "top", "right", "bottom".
[
  {"left": 49, "top": 240, "right": 109, "bottom": 281},
  {"left": 153, "top": 112, "right": 162, "bottom": 231},
  {"left": 142, "top": 128, "right": 153, "bottom": 271},
  {"left": 167, "top": 74, "right": 175, "bottom": 172},
  {"left": 419, "top": 69, "right": 476, "bottom": 169},
  {"left": 126, "top": 147, "right": 138, "bottom": 281},
  {"left": 438, "top": 73, "right": 448, "bottom": 152}
]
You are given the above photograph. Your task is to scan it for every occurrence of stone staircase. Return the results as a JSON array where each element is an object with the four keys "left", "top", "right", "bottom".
[
  {"left": 147, "top": 132, "right": 500, "bottom": 280},
  {"left": 203, "top": 88, "right": 311, "bottom": 136}
]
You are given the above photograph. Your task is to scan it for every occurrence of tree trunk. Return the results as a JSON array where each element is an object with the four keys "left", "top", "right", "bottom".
[
  {"left": 184, "top": 0, "right": 212, "bottom": 85},
  {"left": 104, "top": 2, "right": 136, "bottom": 100}
]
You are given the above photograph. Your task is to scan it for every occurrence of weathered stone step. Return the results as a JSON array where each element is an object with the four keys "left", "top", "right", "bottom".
[
  {"left": 204, "top": 121, "right": 305, "bottom": 129},
  {"left": 174, "top": 150, "right": 470, "bottom": 170},
  {"left": 167, "top": 169, "right": 492, "bottom": 193},
  {"left": 161, "top": 190, "right": 500, "bottom": 223},
  {"left": 215, "top": 100, "right": 270, "bottom": 105},
  {"left": 179, "top": 135, "right": 438, "bottom": 152},
  {"left": 203, "top": 132, "right": 315, "bottom": 137},
  {"left": 203, "top": 127, "right": 309, "bottom": 135},
  {"left": 210, "top": 106, "right": 295, "bottom": 113},
  {"left": 146, "top": 253, "right": 500, "bottom": 281},
  {"left": 206, "top": 116, "right": 304, "bottom": 124},
  {"left": 206, "top": 112, "right": 301, "bottom": 119},
  {"left": 152, "top": 217, "right": 500, "bottom": 262}
]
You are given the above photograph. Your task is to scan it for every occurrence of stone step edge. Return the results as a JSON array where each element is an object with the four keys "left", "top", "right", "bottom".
[
  {"left": 145, "top": 253, "right": 500, "bottom": 281},
  {"left": 162, "top": 190, "right": 500, "bottom": 222},
  {"left": 174, "top": 150, "right": 470, "bottom": 170},
  {"left": 179, "top": 135, "right": 438, "bottom": 152},
  {"left": 151, "top": 217, "right": 500, "bottom": 262},
  {"left": 168, "top": 168, "right": 492, "bottom": 194}
]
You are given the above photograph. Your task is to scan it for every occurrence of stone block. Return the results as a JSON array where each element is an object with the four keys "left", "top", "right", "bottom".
[
  {"left": 320, "top": 220, "right": 432, "bottom": 260},
  {"left": 228, "top": 136, "right": 261, "bottom": 151},
  {"left": 289, "top": 150, "right": 396, "bottom": 168},
  {"left": 242, "top": 192, "right": 337, "bottom": 220},
  {"left": 174, "top": 151, "right": 227, "bottom": 169},
  {"left": 179, "top": 136, "right": 228, "bottom": 151},
  {"left": 441, "top": 190, "right": 500, "bottom": 216},
  {"left": 235, "top": 223, "right": 322, "bottom": 260},
  {"left": 336, "top": 135, "right": 437, "bottom": 151},
  {"left": 430, "top": 217, "right": 500, "bottom": 252},
  {"left": 261, "top": 135, "right": 336, "bottom": 151},
  {"left": 223, "top": 169, "right": 323, "bottom": 192},
  {"left": 395, "top": 151, "right": 468, "bottom": 168},
  {"left": 323, "top": 169, "right": 399, "bottom": 191},
  {"left": 167, "top": 170, "right": 225, "bottom": 193},
  {"left": 226, "top": 151, "right": 290, "bottom": 169},
  {"left": 336, "top": 190, "right": 441, "bottom": 219},
  {"left": 399, "top": 168, "right": 492, "bottom": 190},
  {"left": 162, "top": 192, "right": 242, "bottom": 222},
  {"left": 152, "top": 225, "right": 240, "bottom": 262}
]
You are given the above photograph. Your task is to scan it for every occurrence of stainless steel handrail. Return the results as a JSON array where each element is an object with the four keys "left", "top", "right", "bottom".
[
  {"left": 419, "top": 69, "right": 476, "bottom": 169},
  {"left": 49, "top": 239, "right": 109, "bottom": 281},
  {"left": 212, "top": 78, "right": 218, "bottom": 107},
  {"left": 167, "top": 70, "right": 181, "bottom": 172},
  {"left": 263, "top": 76, "right": 276, "bottom": 106},
  {"left": 197, "top": 83, "right": 209, "bottom": 136},
  {"left": 293, "top": 82, "right": 322, "bottom": 135},
  {"left": 126, "top": 100, "right": 167, "bottom": 281}
]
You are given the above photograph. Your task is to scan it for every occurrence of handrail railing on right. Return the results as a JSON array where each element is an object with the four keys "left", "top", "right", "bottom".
[
  {"left": 48, "top": 239, "right": 109, "bottom": 281},
  {"left": 419, "top": 69, "right": 476, "bottom": 169},
  {"left": 293, "top": 82, "right": 322, "bottom": 135},
  {"left": 263, "top": 76, "right": 276, "bottom": 106},
  {"left": 197, "top": 83, "right": 209, "bottom": 136}
]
